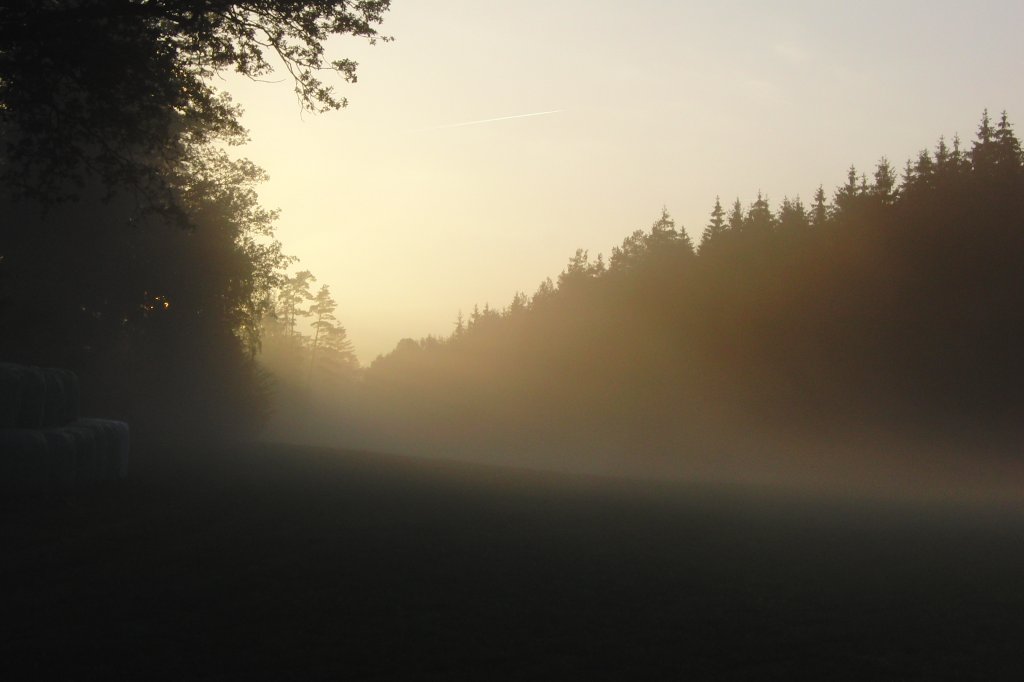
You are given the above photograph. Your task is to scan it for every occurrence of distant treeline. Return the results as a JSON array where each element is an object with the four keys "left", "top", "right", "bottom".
[{"left": 345, "top": 111, "right": 1024, "bottom": 465}]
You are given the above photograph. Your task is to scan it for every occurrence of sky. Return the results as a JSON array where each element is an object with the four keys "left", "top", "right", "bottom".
[{"left": 221, "top": 0, "right": 1024, "bottom": 363}]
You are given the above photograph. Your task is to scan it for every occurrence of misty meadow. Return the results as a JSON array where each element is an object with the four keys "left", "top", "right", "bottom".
[{"left": 3, "top": 2, "right": 1024, "bottom": 679}]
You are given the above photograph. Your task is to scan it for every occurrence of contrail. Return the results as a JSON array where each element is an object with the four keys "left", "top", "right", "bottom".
[{"left": 410, "top": 109, "right": 563, "bottom": 133}]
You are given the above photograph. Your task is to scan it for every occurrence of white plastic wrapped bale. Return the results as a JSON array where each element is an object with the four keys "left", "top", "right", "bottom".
[
  {"left": 0, "top": 363, "right": 24, "bottom": 428},
  {"left": 53, "top": 368, "right": 80, "bottom": 424},
  {"left": 79, "top": 419, "right": 114, "bottom": 480},
  {"left": 74, "top": 418, "right": 130, "bottom": 480},
  {"left": 41, "top": 367, "right": 69, "bottom": 427},
  {"left": 41, "top": 429, "right": 77, "bottom": 492},
  {"left": 14, "top": 365, "right": 47, "bottom": 428},
  {"left": 0, "top": 430, "right": 49, "bottom": 496},
  {"left": 62, "top": 424, "right": 101, "bottom": 484}
]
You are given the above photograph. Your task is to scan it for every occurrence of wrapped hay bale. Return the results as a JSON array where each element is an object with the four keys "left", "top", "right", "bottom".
[
  {"left": 111, "top": 420, "right": 130, "bottom": 479},
  {"left": 62, "top": 424, "right": 101, "bottom": 485},
  {"left": 0, "top": 430, "right": 49, "bottom": 496},
  {"left": 14, "top": 365, "right": 47, "bottom": 428},
  {"left": 0, "top": 363, "right": 24, "bottom": 428},
  {"left": 107, "top": 420, "right": 130, "bottom": 480},
  {"left": 41, "top": 368, "right": 69, "bottom": 427},
  {"left": 41, "top": 429, "right": 77, "bottom": 493},
  {"left": 90, "top": 420, "right": 118, "bottom": 481},
  {"left": 74, "top": 418, "right": 130, "bottom": 480},
  {"left": 53, "top": 368, "right": 80, "bottom": 424},
  {"left": 3, "top": 363, "right": 126, "bottom": 493}
]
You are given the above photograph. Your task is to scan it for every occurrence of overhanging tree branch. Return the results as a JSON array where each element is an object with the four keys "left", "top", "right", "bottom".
[{"left": 0, "top": 1, "right": 391, "bottom": 214}]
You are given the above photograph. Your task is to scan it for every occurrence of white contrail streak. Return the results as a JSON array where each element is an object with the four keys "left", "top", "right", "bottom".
[{"left": 410, "top": 109, "right": 563, "bottom": 132}]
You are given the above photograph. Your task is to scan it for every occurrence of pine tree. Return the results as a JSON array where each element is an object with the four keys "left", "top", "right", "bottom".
[
  {"left": 644, "top": 208, "right": 694, "bottom": 265},
  {"left": 934, "top": 136, "right": 950, "bottom": 171},
  {"left": 278, "top": 270, "right": 317, "bottom": 337},
  {"left": 317, "top": 323, "right": 358, "bottom": 376},
  {"left": 872, "top": 157, "right": 897, "bottom": 205},
  {"left": 676, "top": 224, "right": 695, "bottom": 255},
  {"left": 745, "top": 191, "right": 774, "bottom": 232},
  {"left": 699, "top": 196, "right": 727, "bottom": 253},
  {"left": 949, "top": 134, "right": 969, "bottom": 175},
  {"left": 728, "top": 199, "right": 745, "bottom": 231},
  {"left": 858, "top": 172, "right": 870, "bottom": 195},
  {"left": 649, "top": 207, "right": 677, "bottom": 241},
  {"left": 307, "top": 284, "right": 339, "bottom": 376},
  {"left": 901, "top": 159, "right": 917, "bottom": 191},
  {"left": 609, "top": 229, "right": 648, "bottom": 272},
  {"left": 810, "top": 186, "right": 829, "bottom": 228},
  {"left": 777, "top": 196, "right": 809, "bottom": 232},
  {"left": 929, "top": 134, "right": 970, "bottom": 185},
  {"left": 532, "top": 277, "right": 556, "bottom": 304},
  {"left": 559, "top": 248, "right": 594, "bottom": 289},
  {"left": 993, "top": 111, "right": 1023, "bottom": 176},
  {"left": 971, "top": 109, "right": 1000, "bottom": 175},
  {"left": 833, "top": 165, "right": 861, "bottom": 217},
  {"left": 507, "top": 292, "right": 528, "bottom": 317},
  {"left": 913, "top": 149, "right": 935, "bottom": 189}
]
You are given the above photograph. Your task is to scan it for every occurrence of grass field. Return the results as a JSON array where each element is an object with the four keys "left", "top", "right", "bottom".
[{"left": 3, "top": 442, "right": 1024, "bottom": 680}]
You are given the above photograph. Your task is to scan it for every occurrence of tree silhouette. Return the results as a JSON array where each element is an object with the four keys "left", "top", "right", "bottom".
[
  {"left": 278, "top": 271, "right": 318, "bottom": 338},
  {"left": 0, "top": 2, "right": 391, "bottom": 442},
  {"left": 971, "top": 109, "right": 998, "bottom": 176},
  {"left": 810, "top": 186, "right": 829, "bottom": 228},
  {"left": 745, "top": 192, "right": 774, "bottom": 233},
  {"left": 307, "top": 284, "right": 358, "bottom": 382},
  {"left": 872, "top": 158, "right": 898, "bottom": 205},
  {"left": 833, "top": 165, "right": 862, "bottom": 218},
  {"left": 0, "top": 1, "right": 392, "bottom": 212},
  {"left": 727, "top": 199, "right": 744, "bottom": 231},
  {"left": 699, "top": 196, "right": 727, "bottom": 253},
  {"left": 777, "top": 197, "right": 809, "bottom": 232}
]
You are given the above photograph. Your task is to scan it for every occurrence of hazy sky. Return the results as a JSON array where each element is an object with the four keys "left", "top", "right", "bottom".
[{"left": 222, "top": 1, "right": 1024, "bottom": 362}]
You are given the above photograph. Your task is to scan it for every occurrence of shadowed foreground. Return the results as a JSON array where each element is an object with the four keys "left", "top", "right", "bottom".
[{"left": 3, "top": 443, "right": 1023, "bottom": 680}]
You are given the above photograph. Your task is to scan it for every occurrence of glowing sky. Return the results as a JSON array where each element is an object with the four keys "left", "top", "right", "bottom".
[{"left": 222, "top": 0, "right": 1024, "bottom": 363}]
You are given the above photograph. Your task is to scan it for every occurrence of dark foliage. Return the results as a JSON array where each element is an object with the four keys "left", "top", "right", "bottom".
[
  {"left": 0, "top": 1, "right": 390, "bottom": 446},
  {"left": 0, "top": 0, "right": 391, "bottom": 216},
  {"left": 0, "top": 157, "right": 289, "bottom": 441}
]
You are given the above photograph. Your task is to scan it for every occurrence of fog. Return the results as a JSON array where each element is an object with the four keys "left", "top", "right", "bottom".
[
  {"left": 257, "top": 135, "right": 1024, "bottom": 512},
  {"left": 258, "top": 371, "right": 1022, "bottom": 513}
]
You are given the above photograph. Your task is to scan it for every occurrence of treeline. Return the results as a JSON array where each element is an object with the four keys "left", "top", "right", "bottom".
[{"left": 352, "top": 111, "right": 1024, "bottom": 467}]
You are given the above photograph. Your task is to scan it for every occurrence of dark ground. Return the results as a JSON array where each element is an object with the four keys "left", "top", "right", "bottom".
[{"left": 3, "top": 442, "right": 1024, "bottom": 680}]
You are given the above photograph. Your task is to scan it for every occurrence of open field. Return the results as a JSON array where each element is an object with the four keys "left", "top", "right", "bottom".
[{"left": 3, "top": 443, "right": 1024, "bottom": 680}]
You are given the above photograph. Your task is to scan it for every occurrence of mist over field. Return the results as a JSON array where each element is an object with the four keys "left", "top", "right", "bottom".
[
  {"left": 262, "top": 346, "right": 1024, "bottom": 511},
  {"left": 259, "top": 127, "right": 1024, "bottom": 508}
]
